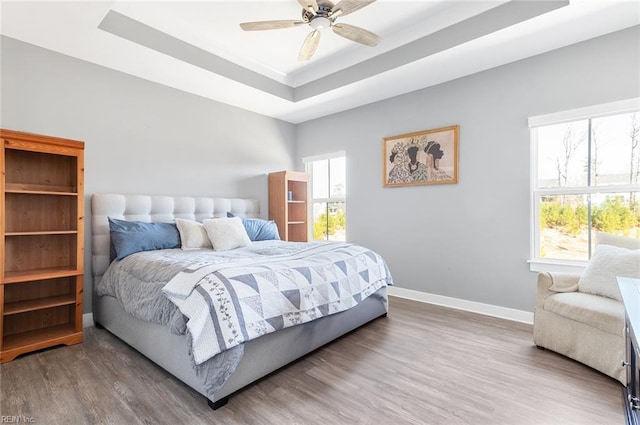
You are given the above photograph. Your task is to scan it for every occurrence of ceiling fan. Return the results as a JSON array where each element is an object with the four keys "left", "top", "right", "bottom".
[{"left": 239, "top": 0, "right": 381, "bottom": 61}]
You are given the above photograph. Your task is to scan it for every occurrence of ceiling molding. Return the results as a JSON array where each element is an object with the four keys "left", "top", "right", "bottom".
[
  {"left": 99, "top": 10, "right": 295, "bottom": 101},
  {"left": 99, "top": 1, "right": 569, "bottom": 104},
  {"left": 294, "top": 0, "right": 569, "bottom": 101},
  {"left": 1, "top": 1, "right": 638, "bottom": 123}
]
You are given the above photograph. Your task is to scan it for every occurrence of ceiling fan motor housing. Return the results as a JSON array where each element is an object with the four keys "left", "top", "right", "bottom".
[{"left": 302, "top": 1, "right": 336, "bottom": 27}]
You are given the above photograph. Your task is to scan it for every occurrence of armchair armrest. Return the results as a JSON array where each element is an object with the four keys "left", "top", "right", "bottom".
[{"left": 536, "top": 272, "right": 581, "bottom": 309}]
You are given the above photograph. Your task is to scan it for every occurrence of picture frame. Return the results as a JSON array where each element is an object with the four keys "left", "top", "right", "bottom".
[{"left": 383, "top": 125, "right": 459, "bottom": 187}]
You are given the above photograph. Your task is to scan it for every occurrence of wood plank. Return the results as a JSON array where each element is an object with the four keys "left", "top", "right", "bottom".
[
  {"left": 5, "top": 183, "right": 77, "bottom": 194},
  {"left": 4, "top": 277, "right": 72, "bottom": 304},
  {"left": 4, "top": 234, "right": 77, "bottom": 274},
  {"left": 3, "top": 149, "right": 78, "bottom": 191},
  {"left": 3, "top": 305, "right": 72, "bottom": 336},
  {"left": 73, "top": 275, "right": 83, "bottom": 333},
  {"left": 1, "top": 325, "right": 81, "bottom": 360},
  {"left": 269, "top": 171, "right": 288, "bottom": 240},
  {"left": 1, "top": 128, "right": 84, "bottom": 148},
  {"left": 5, "top": 192, "right": 77, "bottom": 233},
  {"left": 6, "top": 231, "right": 78, "bottom": 236},
  {"left": 3, "top": 294, "right": 76, "bottom": 315},
  {"left": 2, "top": 268, "right": 81, "bottom": 284},
  {"left": 1, "top": 133, "right": 5, "bottom": 285},
  {"left": 0, "top": 285, "right": 3, "bottom": 352},
  {"left": 0, "top": 297, "right": 624, "bottom": 424}
]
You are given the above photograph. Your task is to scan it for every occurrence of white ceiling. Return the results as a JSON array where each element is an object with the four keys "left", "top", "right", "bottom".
[{"left": 1, "top": 0, "right": 639, "bottom": 123}]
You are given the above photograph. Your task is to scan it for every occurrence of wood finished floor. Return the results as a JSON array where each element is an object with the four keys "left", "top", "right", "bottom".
[{"left": 0, "top": 296, "right": 624, "bottom": 425}]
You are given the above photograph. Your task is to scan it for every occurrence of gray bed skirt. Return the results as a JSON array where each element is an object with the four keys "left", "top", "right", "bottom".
[{"left": 93, "top": 287, "right": 388, "bottom": 407}]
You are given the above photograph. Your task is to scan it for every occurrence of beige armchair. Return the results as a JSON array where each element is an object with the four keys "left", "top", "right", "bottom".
[{"left": 533, "top": 234, "right": 640, "bottom": 384}]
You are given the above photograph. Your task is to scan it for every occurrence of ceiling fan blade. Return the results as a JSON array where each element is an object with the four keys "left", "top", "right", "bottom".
[
  {"left": 298, "top": 30, "right": 321, "bottom": 61},
  {"left": 332, "top": 23, "right": 380, "bottom": 47},
  {"left": 240, "top": 20, "right": 306, "bottom": 31},
  {"left": 331, "top": 0, "right": 376, "bottom": 18},
  {"left": 297, "top": 0, "right": 319, "bottom": 13}
]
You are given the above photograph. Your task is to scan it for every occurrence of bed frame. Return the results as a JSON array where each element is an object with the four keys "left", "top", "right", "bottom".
[{"left": 90, "top": 193, "right": 388, "bottom": 409}]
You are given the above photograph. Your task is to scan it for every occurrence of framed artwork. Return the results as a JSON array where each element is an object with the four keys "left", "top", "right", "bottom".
[{"left": 383, "top": 125, "right": 459, "bottom": 187}]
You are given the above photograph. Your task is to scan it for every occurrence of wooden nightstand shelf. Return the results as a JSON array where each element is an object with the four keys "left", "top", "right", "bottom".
[{"left": 1, "top": 129, "right": 85, "bottom": 363}]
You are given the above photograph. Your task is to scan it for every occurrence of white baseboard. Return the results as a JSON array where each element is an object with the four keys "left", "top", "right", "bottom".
[
  {"left": 82, "top": 313, "right": 94, "bottom": 328},
  {"left": 387, "top": 286, "right": 534, "bottom": 324}
]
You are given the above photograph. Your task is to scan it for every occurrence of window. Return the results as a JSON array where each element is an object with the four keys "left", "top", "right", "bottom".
[
  {"left": 529, "top": 99, "right": 640, "bottom": 271},
  {"left": 304, "top": 153, "right": 346, "bottom": 241}
]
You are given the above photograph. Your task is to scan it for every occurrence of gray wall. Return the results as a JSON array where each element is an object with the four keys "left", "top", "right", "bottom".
[
  {"left": 2, "top": 26, "right": 638, "bottom": 316},
  {"left": 295, "top": 26, "right": 640, "bottom": 312},
  {"left": 1, "top": 36, "right": 297, "bottom": 313}
]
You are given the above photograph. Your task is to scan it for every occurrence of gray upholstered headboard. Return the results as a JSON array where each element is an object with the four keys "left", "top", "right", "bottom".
[{"left": 91, "top": 193, "right": 260, "bottom": 283}]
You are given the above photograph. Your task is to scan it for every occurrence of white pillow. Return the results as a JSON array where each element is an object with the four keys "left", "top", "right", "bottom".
[
  {"left": 203, "top": 217, "right": 252, "bottom": 251},
  {"left": 578, "top": 244, "right": 640, "bottom": 301},
  {"left": 595, "top": 232, "right": 640, "bottom": 250},
  {"left": 175, "top": 218, "right": 212, "bottom": 250}
]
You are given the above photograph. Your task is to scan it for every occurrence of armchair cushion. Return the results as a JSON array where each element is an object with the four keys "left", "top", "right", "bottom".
[
  {"left": 578, "top": 244, "right": 640, "bottom": 302},
  {"left": 544, "top": 292, "right": 625, "bottom": 335}
]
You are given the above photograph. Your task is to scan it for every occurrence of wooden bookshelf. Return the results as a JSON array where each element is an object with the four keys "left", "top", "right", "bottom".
[
  {"left": 268, "top": 171, "right": 309, "bottom": 242},
  {"left": 1, "top": 129, "right": 84, "bottom": 363}
]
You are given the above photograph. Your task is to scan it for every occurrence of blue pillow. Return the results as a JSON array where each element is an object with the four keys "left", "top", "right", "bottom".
[
  {"left": 108, "top": 218, "right": 181, "bottom": 260},
  {"left": 227, "top": 212, "right": 280, "bottom": 241}
]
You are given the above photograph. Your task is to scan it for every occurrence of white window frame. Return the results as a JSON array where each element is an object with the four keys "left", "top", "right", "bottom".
[
  {"left": 528, "top": 98, "right": 640, "bottom": 273},
  {"left": 302, "top": 151, "right": 346, "bottom": 241}
]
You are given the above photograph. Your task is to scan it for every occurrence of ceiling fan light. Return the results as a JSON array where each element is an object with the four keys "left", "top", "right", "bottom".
[{"left": 309, "top": 16, "right": 330, "bottom": 30}]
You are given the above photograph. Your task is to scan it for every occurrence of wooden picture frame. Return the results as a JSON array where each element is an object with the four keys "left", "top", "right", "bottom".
[{"left": 383, "top": 125, "right": 459, "bottom": 187}]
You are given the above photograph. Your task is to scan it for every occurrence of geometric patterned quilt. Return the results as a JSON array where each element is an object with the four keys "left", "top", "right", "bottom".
[{"left": 162, "top": 242, "right": 393, "bottom": 365}]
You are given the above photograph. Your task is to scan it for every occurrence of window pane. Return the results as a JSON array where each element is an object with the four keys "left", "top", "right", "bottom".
[
  {"left": 537, "top": 121, "right": 589, "bottom": 188},
  {"left": 538, "top": 192, "right": 640, "bottom": 261},
  {"left": 591, "top": 112, "right": 640, "bottom": 186},
  {"left": 591, "top": 192, "right": 640, "bottom": 239},
  {"left": 328, "top": 202, "right": 346, "bottom": 241},
  {"left": 312, "top": 202, "right": 327, "bottom": 241},
  {"left": 312, "top": 159, "right": 328, "bottom": 199},
  {"left": 539, "top": 194, "right": 589, "bottom": 261},
  {"left": 312, "top": 202, "right": 346, "bottom": 241},
  {"left": 329, "top": 157, "right": 346, "bottom": 197}
]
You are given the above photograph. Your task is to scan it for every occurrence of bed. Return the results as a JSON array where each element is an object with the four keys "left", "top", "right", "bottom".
[{"left": 91, "top": 193, "right": 391, "bottom": 409}]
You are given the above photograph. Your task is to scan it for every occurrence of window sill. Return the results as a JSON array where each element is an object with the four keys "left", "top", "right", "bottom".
[{"left": 528, "top": 259, "right": 587, "bottom": 274}]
